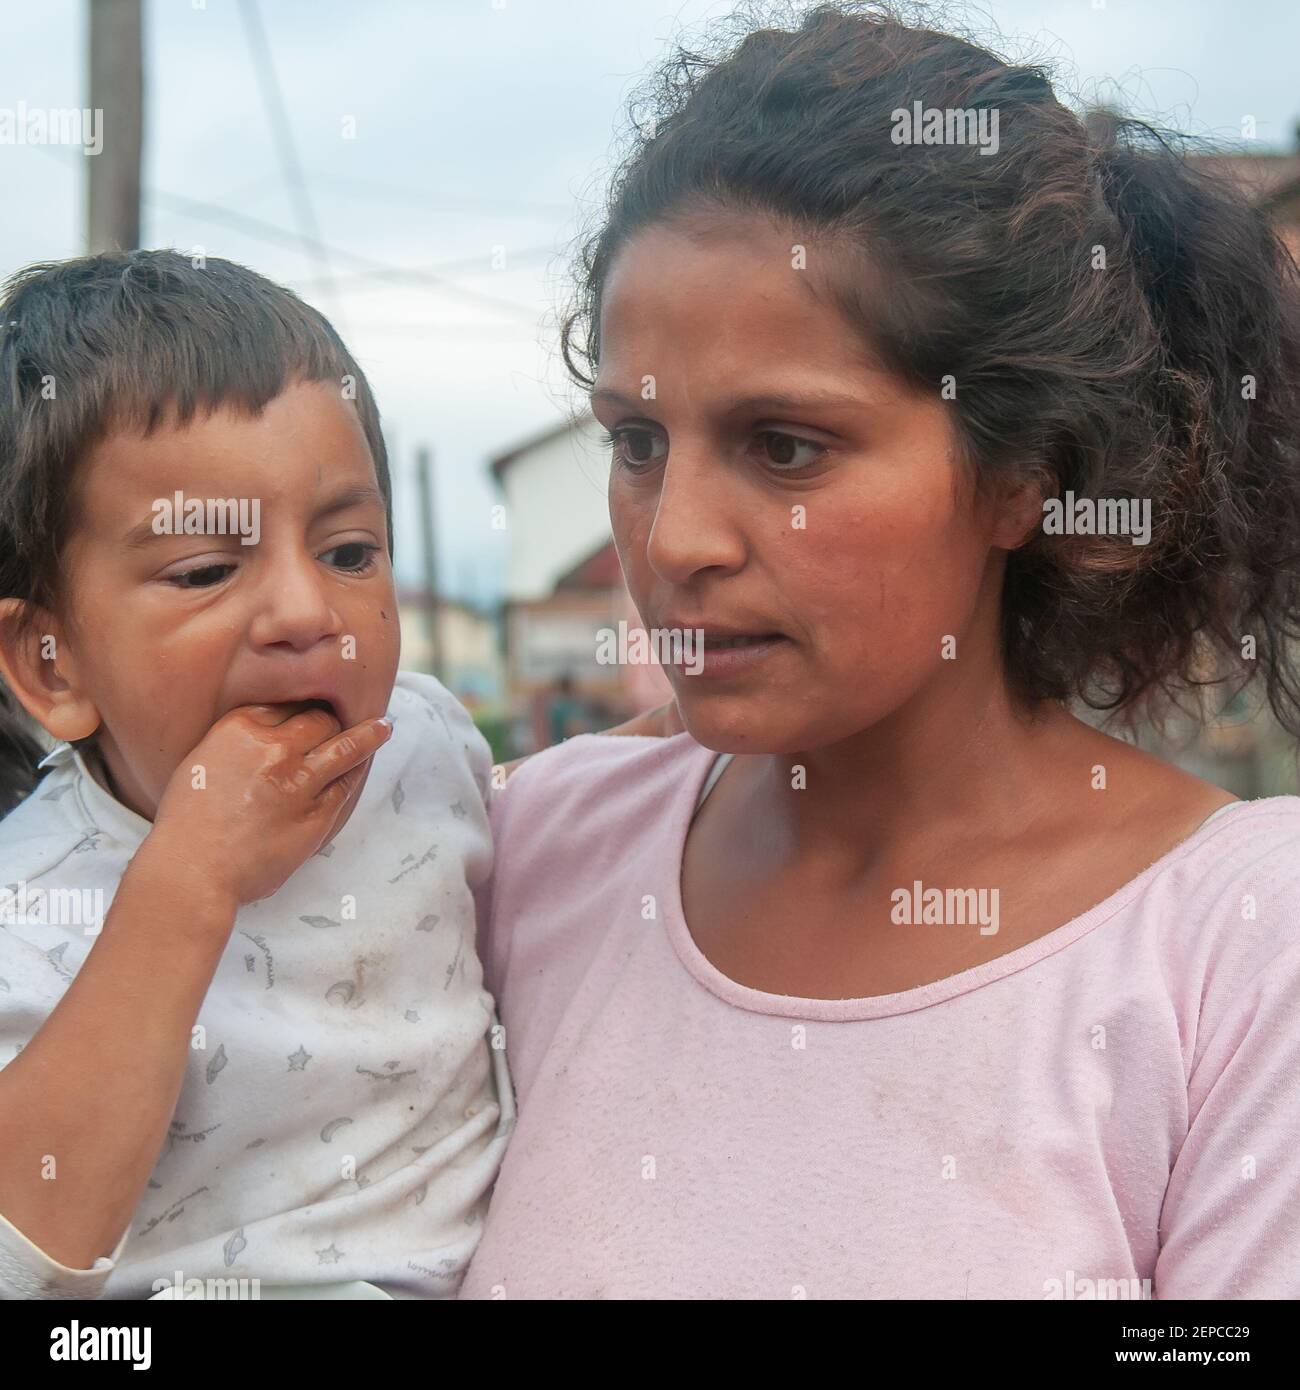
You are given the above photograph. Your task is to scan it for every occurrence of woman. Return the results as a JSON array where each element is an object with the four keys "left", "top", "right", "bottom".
[{"left": 461, "top": 3, "right": 1300, "bottom": 1299}]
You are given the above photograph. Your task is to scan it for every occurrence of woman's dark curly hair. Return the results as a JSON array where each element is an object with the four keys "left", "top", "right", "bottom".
[{"left": 560, "top": 1, "right": 1300, "bottom": 738}]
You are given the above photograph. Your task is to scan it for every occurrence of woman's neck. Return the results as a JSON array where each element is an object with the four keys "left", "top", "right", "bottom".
[{"left": 749, "top": 675, "right": 1088, "bottom": 870}]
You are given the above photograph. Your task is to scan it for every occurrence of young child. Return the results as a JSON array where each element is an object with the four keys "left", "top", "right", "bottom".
[{"left": 0, "top": 250, "right": 512, "bottom": 1299}]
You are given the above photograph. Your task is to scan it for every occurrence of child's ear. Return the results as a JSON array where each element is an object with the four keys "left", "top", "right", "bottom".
[{"left": 0, "top": 599, "right": 102, "bottom": 743}]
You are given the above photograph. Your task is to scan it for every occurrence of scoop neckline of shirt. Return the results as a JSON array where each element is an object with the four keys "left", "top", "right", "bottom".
[{"left": 657, "top": 737, "right": 1263, "bottom": 1022}]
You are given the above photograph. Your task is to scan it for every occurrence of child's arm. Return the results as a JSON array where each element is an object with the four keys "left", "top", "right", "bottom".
[
  {"left": 0, "top": 840, "right": 235, "bottom": 1275},
  {"left": 0, "top": 703, "right": 391, "bottom": 1281}
]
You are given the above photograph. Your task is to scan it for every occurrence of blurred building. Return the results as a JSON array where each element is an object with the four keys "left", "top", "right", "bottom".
[
  {"left": 397, "top": 586, "right": 501, "bottom": 710},
  {"left": 489, "top": 413, "right": 669, "bottom": 751}
]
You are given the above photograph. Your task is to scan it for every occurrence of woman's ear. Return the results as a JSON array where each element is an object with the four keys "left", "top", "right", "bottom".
[
  {"left": 0, "top": 599, "right": 102, "bottom": 743},
  {"left": 992, "top": 471, "right": 1051, "bottom": 551}
]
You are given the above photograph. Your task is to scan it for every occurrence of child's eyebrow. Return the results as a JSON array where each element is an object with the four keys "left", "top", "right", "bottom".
[
  {"left": 313, "top": 483, "right": 385, "bottom": 521},
  {"left": 119, "top": 484, "right": 384, "bottom": 547}
]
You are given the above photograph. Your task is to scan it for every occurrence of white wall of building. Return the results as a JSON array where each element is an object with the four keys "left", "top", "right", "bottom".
[{"left": 499, "top": 415, "right": 613, "bottom": 600}]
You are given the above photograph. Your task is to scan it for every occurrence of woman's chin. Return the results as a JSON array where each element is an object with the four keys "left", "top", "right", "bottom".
[{"left": 674, "top": 701, "right": 797, "bottom": 756}]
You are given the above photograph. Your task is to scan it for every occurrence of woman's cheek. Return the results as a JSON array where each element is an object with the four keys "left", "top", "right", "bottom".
[
  {"left": 610, "top": 493, "right": 653, "bottom": 600},
  {"left": 796, "top": 538, "right": 944, "bottom": 696}
]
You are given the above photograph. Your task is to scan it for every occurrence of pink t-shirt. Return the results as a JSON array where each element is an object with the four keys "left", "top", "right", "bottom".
[{"left": 461, "top": 732, "right": 1300, "bottom": 1300}]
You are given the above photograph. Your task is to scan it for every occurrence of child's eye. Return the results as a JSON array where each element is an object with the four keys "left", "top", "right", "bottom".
[
  {"left": 168, "top": 563, "right": 235, "bottom": 589},
  {"left": 601, "top": 426, "right": 668, "bottom": 471},
  {"left": 321, "top": 542, "right": 379, "bottom": 573},
  {"left": 752, "top": 430, "right": 827, "bottom": 473}
]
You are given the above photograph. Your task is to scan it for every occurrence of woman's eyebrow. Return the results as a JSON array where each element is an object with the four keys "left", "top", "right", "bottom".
[
  {"left": 591, "top": 385, "right": 864, "bottom": 414},
  {"left": 721, "top": 390, "right": 864, "bottom": 416},
  {"left": 589, "top": 386, "right": 644, "bottom": 411}
]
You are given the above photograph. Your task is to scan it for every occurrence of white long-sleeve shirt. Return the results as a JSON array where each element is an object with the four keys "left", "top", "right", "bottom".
[{"left": 0, "top": 670, "right": 514, "bottom": 1299}]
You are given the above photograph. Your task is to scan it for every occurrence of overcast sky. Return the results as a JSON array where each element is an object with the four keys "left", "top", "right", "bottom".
[{"left": 3, "top": 0, "right": 1297, "bottom": 603}]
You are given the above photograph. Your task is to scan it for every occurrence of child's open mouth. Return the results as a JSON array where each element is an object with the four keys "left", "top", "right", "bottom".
[
  {"left": 258, "top": 694, "right": 350, "bottom": 726},
  {"left": 231, "top": 678, "right": 357, "bottom": 729}
]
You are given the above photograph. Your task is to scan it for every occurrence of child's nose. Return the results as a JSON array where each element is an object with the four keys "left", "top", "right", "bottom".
[{"left": 247, "top": 560, "right": 343, "bottom": 651}]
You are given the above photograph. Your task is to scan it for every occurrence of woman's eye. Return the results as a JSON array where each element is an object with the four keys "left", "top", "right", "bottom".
[
  {"left": 603, "top": 427, "right": 667, "bottom": 470},
  {"left": 322, "top": 542, "right": 379, "bottom": 572},
  {"left": 169, "top": 563, "right": 234, "bottom": 588},
  {"left": 754, "top": 430, "right": 826, "bottom": 471}
]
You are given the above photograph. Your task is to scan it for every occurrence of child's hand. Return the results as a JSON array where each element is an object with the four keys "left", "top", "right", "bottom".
[{"left": 148, "top": 703, "right": 393, "bottom": 908}]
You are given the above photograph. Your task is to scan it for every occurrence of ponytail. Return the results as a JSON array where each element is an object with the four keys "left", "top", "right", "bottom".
[{"left": 1093, "top": 120, "right": 1300, "bottom": 731}]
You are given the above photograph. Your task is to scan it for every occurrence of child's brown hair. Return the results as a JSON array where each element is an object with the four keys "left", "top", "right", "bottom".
[{"left": 0, "top": 249, "right": 390, "bottom": 813}]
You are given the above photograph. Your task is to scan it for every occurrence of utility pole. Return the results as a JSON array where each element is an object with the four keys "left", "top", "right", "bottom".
[
  {"left": 415, "top": 446, "right": 444, "bottom": 682},
  {"left": 87, "top": 0, "right": 143, "bottom": 253}
]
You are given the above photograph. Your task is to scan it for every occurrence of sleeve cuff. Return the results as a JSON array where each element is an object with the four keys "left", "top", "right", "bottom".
[{"left": 0, "top": 1208, "right": 128, "bottom": 1299}]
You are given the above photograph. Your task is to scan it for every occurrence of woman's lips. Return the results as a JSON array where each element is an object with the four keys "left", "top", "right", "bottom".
[{"left": 680, "top": 633, "right": 791, "bottom": 678}]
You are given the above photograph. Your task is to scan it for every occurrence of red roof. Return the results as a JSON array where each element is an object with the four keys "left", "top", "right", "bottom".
[{"left": 555, "top": 538, "right": 621, "bottom": 590}]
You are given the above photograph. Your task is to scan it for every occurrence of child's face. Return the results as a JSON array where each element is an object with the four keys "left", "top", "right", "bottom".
[
  {"left": 595, "top": 214, "right": 1037, "bottom": 754},
  {"left": 52, "top": 379, "right": 400, "bottom": 819}
]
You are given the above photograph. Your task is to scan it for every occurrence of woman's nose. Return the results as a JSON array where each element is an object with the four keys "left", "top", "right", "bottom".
[{"left": 644, "top": 454, "right": 747, "bottom": 584}]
